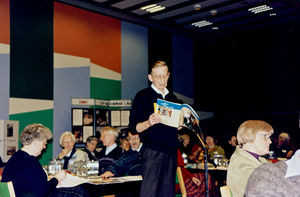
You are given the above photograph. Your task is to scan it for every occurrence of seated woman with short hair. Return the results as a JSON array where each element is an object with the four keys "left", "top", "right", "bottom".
[
  {"left": 226, "top": 120, "right": 274, "bottom": 197},
  {"left": 1, "top": 124, "right": 72, "bottom": 196},
  {"left": 57, "top": 131, "right": 88, "bottom": 169}
]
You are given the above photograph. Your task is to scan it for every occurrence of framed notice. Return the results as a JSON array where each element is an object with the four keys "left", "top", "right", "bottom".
[
  {"left": 72, "top": 109, "right": 83, "bottom": 126},
  {"left": 83, "top": 126, "right": 93, "bottom": 142},
  {"left": 110, "top": 110, "right": 121, "bottom": 127},
  {"left": 120, "top": 110, "right": 130, "bottom": 127},
  {"left": 0, "top": 120, "right": 19, "bottom": 162}
]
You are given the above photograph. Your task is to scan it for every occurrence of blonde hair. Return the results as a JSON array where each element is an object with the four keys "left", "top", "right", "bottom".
[
  {"left": 150, "top": 61, "right": 168, "bottom": 74},
  {"left": 20, "top": 123, "right": 52, "bottom": 146},
  {"left": 101, "top": 126, "right": 119, "bottom": 139},
  {"left": 237, "top": 120, "right": 273, "bottom": 146},
  {"left": 59, "top": 131, "right": 75, "bottom": 146},
  {"left": 279, "top": 132, "right": 290, "bottom": 141}
]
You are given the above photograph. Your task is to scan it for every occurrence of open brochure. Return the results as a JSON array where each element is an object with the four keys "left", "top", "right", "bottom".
[{"left": 154, "top": 99, "right": 200, "bottom": 129}]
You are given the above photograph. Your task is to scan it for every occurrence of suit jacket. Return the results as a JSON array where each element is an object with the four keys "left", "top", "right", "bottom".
[{"left": 227, "top": 147, "right": 267, "bottom": 197}]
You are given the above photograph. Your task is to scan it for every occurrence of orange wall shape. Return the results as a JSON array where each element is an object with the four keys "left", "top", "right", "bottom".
[
  {"left": 89, "top": 12, "right": 121, "bottom": 73},
  {"left": 54, "top": 2, "right": 121, "bottom": 73},
  {"left": 54, "top": 2, "right": 92, "bottom": 58},
  {"left": 0, "top": 0, "right": 10, "bottom": 44}
]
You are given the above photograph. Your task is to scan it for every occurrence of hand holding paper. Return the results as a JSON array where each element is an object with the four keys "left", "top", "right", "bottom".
[{"left": 148, "top": 113, "right": 161, "bottom": 126}]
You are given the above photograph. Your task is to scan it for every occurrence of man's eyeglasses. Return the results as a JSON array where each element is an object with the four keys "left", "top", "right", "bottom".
[
  {"left": 128, "top": 136, "right": 139, "bottom": 141},
  {"left": 256, "top": 133, "right": 271, "bottom": 140},
  {"left": 151, "top": 73, "right": 170, "bottom": 80}
]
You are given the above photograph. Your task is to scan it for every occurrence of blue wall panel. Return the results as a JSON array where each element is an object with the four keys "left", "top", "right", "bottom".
[
  {"left": 121, "top": 21, "right": 148, "bottom": 100},
  {"left": 172, "top": 35, "right": 194, "bottom": 99},
  {"left": 53, "top": 67, "right": 90, "bottom": 156},
  {"left": 0, "top": 54, "right": 9, "bottom": 120}
]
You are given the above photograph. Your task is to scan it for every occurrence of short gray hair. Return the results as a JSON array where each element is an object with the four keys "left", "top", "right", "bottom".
[
  {"left": 59, "top": 131, "right": 75, "bottom": 146},
  {"left": 101, "top": 126, "right": 119, "bottom": 139},
  {"left": 20, "top": 123, "right": 52, "bottom": 146}
]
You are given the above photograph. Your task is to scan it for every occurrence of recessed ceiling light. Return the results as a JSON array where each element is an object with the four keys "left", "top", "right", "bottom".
[
  {"left": 140, "top": 4, "right": 157, "bottom": 10},
  {"left": 210, "top": 10, "right": 218, "bottom": 16},
  {"left": 147, "top": 6, "right": 165, "bottom": 13},
  {"left": 248, "top": 5, "right": 273, "bottom": 14},
  {"left": 192, "top": 20, "right": 213, "bottom": 28},
  {"left": 194, "top": 4, "right": 201, "bottom": 11},
  {"left": 140, "top": 4, "right": 165, "bottom": 13}
]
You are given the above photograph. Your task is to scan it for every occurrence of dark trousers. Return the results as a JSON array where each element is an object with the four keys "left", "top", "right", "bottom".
[{"left": 140, "top": 148, "right": 177, "bottom": 197}]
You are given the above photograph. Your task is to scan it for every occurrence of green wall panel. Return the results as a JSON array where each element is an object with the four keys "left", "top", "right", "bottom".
[
  {"left": 9, "top": 109, "right": 53, "bottom": 165},
  {"left": 90, "top": 77, "right": 121, "bottom": 99}
]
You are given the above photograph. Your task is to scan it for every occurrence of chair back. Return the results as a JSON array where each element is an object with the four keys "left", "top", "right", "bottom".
[
  {"left": 0, "top": 181, "right": 16, "bottom": 197},
  {"left": 220, "top": 185, "right": 232, "bottom": 197},
  {"left": 176, "top": 167, "right": 187, "bottom": 197}
]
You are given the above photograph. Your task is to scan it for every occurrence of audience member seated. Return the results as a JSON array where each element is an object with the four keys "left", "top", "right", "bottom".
[
  {"left": 224, "top": 135, "right": 237, "bottom": 159},
  {"left": 270, "top": 132, "right": 296, "bottom": 159},
  {"left": 84, "top": 136, "right": 100, "bottom": 161},
  {"left": 179, "top": 133, "right": 200, "bottom": 163},
  {"left": 177, "top": 149, "right": 215, "bottom": 197},
  {"left": 227, "top": 120, "right": 274, "bottom": 197},
  {"left": 98, "top": 126, "right": 122, "bottom": 175},
  {"left": 245, "top": 149, "right": 300, "bottom": 197},
  {"left": 206, "top": 135, "right": 225, "bottom": 159},
  {"left": 1, "top": 123, "right": 89, "bottom": 197},
  {"left": 100, "top": 130, "right": 144, "bottom": 178},
  {"left": 120, "top": 137, "right": 130, "bottom": 152},
  {"left": 57, "top": 131, "right": 88, "bottom": 169}
]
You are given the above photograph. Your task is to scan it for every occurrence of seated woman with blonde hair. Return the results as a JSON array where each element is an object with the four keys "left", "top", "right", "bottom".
[
  {"left": 57, "top": 131, "right": 88, "bottom": 169},
  {"left": 227, "top": 120, "right": 274, "bottom": 197}
]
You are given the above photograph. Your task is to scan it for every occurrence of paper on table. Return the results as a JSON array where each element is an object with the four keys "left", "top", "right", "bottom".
[
  {"left": 116, "top": 175, "right": 143, "bottom": 182},
  {"left": 56, "top": 173, "right": 89, "bottom": 188}
]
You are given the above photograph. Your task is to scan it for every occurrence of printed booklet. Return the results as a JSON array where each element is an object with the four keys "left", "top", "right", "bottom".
[{"left": 154, "top": 99, "right": 200, "bottom": 129}]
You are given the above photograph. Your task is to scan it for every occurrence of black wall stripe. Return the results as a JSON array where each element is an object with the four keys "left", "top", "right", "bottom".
[
  {"left": 10, "top": 0, "right": 53, "bottom": 100},
  {"left": 148, "top": 27, "right": 173, "bottom": 90}
]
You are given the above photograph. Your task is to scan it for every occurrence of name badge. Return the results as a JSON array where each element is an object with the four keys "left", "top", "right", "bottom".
[{"left": 282, "top": 149, "right": 287, "bottom": 153}]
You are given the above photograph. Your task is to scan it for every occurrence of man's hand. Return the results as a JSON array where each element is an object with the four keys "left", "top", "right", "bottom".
[
  {"left": 148, "top": 113, "right": 161, "bottom": 126},
  {"left": 136, "top": 113, "right": 161, "bottom": 133},
  {"left": 100, "top": 171, "right": 114, "bottom": 179}
]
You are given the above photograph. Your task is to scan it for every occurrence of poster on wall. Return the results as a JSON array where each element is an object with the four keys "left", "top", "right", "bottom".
[
  {"left": 95, "top": 108, "right": 109, "bottom": 126},
  {"left": 120, "top": 110, "right": 130, "bottom": 127},
  {"left": 72, "top": 126, "right": 83, "bottom": 143},
  {"left": 83, "top": 126, "right": 93, "bottom": 142},
  {"left": 0, "top": 120, "right": 19, "bottom": 162},
  {"left": 72, "top": 109, "right": 83, "bottom": 126},
  {"left": 83, "top": 109, "right": 94, "bottom": 126},
  {"left": 110, "top": 110, "right": 121, "bottom": 127}
]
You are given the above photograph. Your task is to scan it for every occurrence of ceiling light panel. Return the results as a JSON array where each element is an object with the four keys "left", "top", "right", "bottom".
[
  {"left": 248, "top": 5, "right": 273, "bottom": 14},
  {"left": 132, "top": 0, "right": 190, "bottom": 15},
  {"left": 192, "top": 20, "right": 213, "bottom": 28}
]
